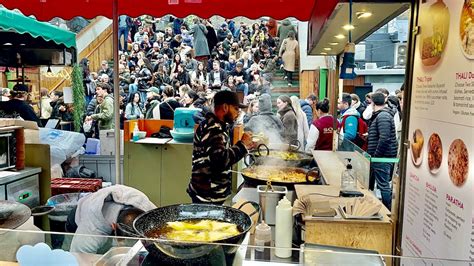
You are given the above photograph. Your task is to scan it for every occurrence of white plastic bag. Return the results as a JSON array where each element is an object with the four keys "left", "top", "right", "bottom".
[
  {"left": 83, "top": 120, "right": 92, "bottom": 133},
  {"left": 39, "top": 128, "right": 86, "bottom": 166}
]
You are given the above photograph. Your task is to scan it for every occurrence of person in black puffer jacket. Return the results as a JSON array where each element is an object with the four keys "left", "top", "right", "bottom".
[{"left": 367, "top": 92, "right": 398, "bottom": 210}]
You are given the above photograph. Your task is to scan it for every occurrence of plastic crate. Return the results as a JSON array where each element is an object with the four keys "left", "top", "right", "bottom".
[{"left": 51, "top": 178, "right": 102, "bottom": 196}]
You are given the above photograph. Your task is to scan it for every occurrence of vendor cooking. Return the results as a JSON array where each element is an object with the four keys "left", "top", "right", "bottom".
[
  {"left": 67, "top": 185, "right": 156, "bottom": 253},
  {"left": 187, "top": 90, "right": 256, "bottom": 205}
]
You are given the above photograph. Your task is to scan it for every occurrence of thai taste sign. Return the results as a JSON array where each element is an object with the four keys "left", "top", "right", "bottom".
[{"left": 401, "top": 0, "right": 474, "bottom": 263}]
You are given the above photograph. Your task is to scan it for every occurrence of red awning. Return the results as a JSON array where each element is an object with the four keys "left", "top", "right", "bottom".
[{"left": 1, "top": 0, "right": 317, "bottom": 21}]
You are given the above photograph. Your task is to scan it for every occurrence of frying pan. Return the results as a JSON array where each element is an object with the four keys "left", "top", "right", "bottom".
[
  {"left": 133, "top": 203, "right": 254, "bottom": 260},
  {"left": 247, "top": 142, "right": 314, "bottom": 167},
  {"left": 0, "top": 200, "right": 32, "bottom": 229},
  {"left": 241, "top": 160, "right": 323, "bottom": 189}
]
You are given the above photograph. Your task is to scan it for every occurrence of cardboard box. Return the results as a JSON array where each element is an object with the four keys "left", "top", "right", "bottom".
[
  {"left": 0, "top": 119, "right": 40, "bottom": 144},
  {"left": 24, "top": 129, "right": 40, "bottom": 144},
  {"left": 0, "top": 119, "right": 39, "bottom": 130}
]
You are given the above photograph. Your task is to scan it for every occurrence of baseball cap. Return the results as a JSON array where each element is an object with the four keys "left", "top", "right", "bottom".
[
  {"left": 221, "top": 23, "right": 227, "bottom": 28},
  {"left": 213, "top": 90, "right": 247, "bottom": 108},
  {"left": 12, "top": 84, "right": 28, "bottom": 93},
  {"left": 236, "top": 62, "right": 243, "bottom": 67},
  {"left": 146, "top": 87, "right": 160, "bottom": 94}
]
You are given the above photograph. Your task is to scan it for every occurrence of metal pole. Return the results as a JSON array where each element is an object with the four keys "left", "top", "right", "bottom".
[
  {"left": 395, "top": 0, "right": 418, "bottom": 258},
  {"left": 113, "top": 0, "right": 121, "bottom": 185}
]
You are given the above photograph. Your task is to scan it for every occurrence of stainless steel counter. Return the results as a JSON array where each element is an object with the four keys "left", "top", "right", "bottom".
[{"left": 0, "top": 167, "right": 41, "bottom": 207}]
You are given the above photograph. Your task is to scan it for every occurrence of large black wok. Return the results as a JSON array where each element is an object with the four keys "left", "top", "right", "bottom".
[
  {"left": 241, "top": 165, "right": 324, "bottom": 189},
  {"left": 247, "top": 142, "right": 314, "bottom": 167},
  {"left": 133, "top": 203, "right": 253, "bottom": 260}
]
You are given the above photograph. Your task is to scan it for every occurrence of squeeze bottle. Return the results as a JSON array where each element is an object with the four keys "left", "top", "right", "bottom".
[
  {"left": 132, "top": 122, "right": 140, "bottom": 142},
  {"left": 275, "top": 196, "right": 293, "bottom": 258},
  {"left": 254, "top": 220, "right": 271, "bottom": 260}
]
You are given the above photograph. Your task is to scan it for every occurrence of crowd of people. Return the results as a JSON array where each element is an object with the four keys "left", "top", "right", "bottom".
[{"left": 74, "top": 15, "right": 300, "bottom": 137}]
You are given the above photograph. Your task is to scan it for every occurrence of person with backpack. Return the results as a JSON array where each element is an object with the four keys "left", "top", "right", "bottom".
[
  {"left": 337, "top": 93, "right": 368, "bottom": 151},
  {"left": 367, "top": 92, "right": 398, "bottom": 210}
]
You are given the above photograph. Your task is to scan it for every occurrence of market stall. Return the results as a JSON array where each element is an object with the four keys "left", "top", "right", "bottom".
[{"left": 0, "top": 7, "right": 76, "bottom": 107}]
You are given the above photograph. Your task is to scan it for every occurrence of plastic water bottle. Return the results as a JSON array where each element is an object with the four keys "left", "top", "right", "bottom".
[
  {"left": 132, "top": 122, "right": 140, "bottom": 142},
  {"left": 341, "top": 158, "right": 357, "bottom": 191},
  {"left": 275, "top": 196, "right": 293, "bottom": 258}
]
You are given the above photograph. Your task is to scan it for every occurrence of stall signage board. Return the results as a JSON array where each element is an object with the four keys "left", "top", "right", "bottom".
[{"left": 401, "top": 0, "right": 474, "bottom": 263}]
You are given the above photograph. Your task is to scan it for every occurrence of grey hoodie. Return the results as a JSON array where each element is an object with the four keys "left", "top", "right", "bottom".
[
  {"left": 70, "top": 185, "right": 156, "bottom": 253},
  {"left": 245, "top": 94, "right": 284, "bottom": 143}
]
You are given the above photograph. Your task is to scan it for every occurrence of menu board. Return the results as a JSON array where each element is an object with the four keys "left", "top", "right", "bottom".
[{"left": 401, "top": 0, "right": 474, "bottom": 263}]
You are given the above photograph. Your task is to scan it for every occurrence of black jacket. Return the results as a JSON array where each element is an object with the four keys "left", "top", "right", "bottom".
[
  {"left": 173, "top": 72, "right": 191, "bottom": 87},
  {"left": 229, "top": 69, "right": 248, "bottom": 84},
  {"left": 97, "top": 68, "right": 114, "bottom": 83},
  {"left": 208, "top": 70, "right": 227, "bottom": 87},
  {"left": 367, "top": 107, "right": 398, "bottom": 158},
  {"left": 159, "top": 99, "right": 181, "bottom": 120},
  {"left": 205, "top": 26, "right": 218, "bottom": 53},
  {"left": 0, "top": 99, "right": 40, "bottom": 125}
]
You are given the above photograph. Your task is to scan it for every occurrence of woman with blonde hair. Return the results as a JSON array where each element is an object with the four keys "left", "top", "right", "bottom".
[
  {"left": 290, "top": 96, "right": 309, "bottom": 151},
  {"left": 243, "top": 99, "right": 259, "bottom": 124}
]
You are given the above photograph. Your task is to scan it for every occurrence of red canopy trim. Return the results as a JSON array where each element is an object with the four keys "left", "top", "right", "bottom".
[{"left": 1, "top": 0, "right": 317, "bottom": 21}]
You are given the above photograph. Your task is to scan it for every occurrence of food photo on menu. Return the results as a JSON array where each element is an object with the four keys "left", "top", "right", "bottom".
[
  {"left": 448, "top": 139, "right": 469, "bottom": 187},
  {"left": 460, "top": 0, "right": 474, "bottom": 59},
  {"left": 420, "top": 0, "right": 450, "bottom": 66},
  {"left": 411, "top": 129, "right": 424, "bottom": 167},
  {"left": 428, "top": 133, "right": 443, "bottom": 174}
]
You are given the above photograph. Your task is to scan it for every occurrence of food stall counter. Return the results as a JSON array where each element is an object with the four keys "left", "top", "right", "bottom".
[
  {"left": 311, "top": 151, "right": 345, "bottom": 185},
  {"left": 295, "top": 184, "right": 393, "bottom": 259},
  {"left": 296, "top": 150, "right": 393, "bottom": 260}
]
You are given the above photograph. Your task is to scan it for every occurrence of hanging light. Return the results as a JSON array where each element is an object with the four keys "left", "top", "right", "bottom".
[
  {"left": 342, "top": 24, "right": 355, "bottom": 31},
  {"left": 47, "top": 66, "right": 52, "bottom": 73},
  {"left": 340, "top": 0, "right": 357, "bottom": 80},
  {"left": 356, "top": 11, "right": 372, "bottom": 19}
]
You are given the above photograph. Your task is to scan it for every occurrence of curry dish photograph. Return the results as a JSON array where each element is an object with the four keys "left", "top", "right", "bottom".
[
  {"left": 428, "top": 133, "right": 443, "bottom": 174},
  {"left": 448, "top": 139, "right": 469, "bottom": 187},
  {"left": 460, "top": 0, "right": 474, "bottom": 59},
  {"left": 419, "top": 0, "right": 450, "bottom": 66},
  {"left": 411, "top": 129, "right": 424, "bottom": 167}
]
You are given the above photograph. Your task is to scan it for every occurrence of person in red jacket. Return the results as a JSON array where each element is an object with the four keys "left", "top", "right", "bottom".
[
  {"left": 266, "top": 18, "right": 278, "bottom": 38},
  {"left": 305, "top": 98, "right": 339, "bottom": 152}
]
